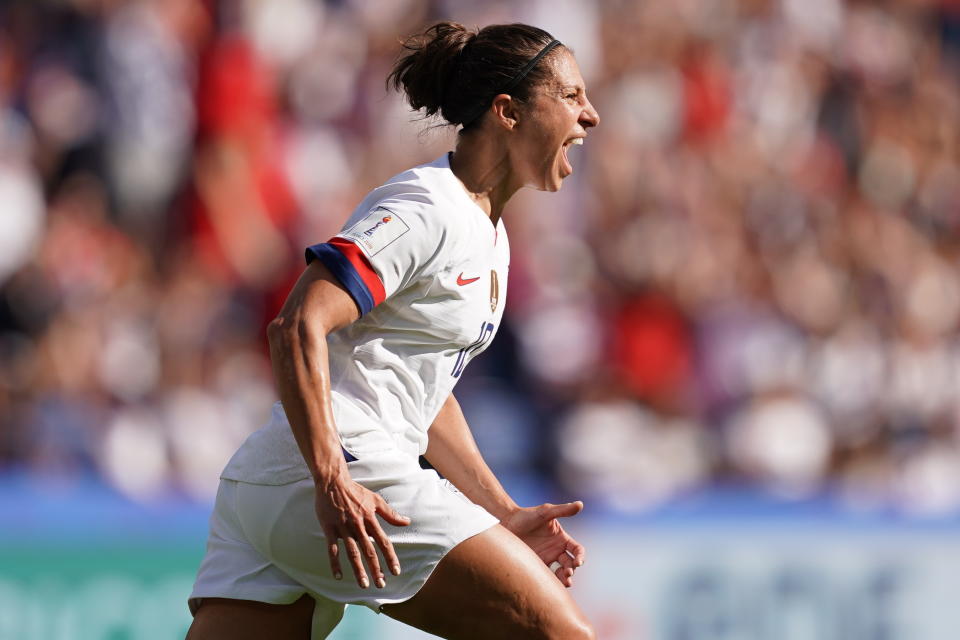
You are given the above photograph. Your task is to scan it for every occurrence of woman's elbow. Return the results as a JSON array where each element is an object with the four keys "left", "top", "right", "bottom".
[
  {"left": 267, "top": 315, "right": 299, "bottom": 352},
  {"left": 267, "top": 313, "right": 325, "bottom": 355}
]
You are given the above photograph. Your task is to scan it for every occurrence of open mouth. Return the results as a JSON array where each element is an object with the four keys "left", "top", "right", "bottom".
[{"left": 560, "top": 137, "right": 585, "bottom": 175}]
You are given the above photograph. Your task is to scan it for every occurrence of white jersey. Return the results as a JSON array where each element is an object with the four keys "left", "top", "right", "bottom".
[{"left": 222, "top": 153, "right": 510, "bottom": 484}]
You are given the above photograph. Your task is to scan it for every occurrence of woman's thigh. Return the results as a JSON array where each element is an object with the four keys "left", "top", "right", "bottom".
[
  {"left": 381, "top": 525, "right": 595, "bottom": 640},
  {"left": 186, "top": 595, "right": 315, "bottom": 640}
]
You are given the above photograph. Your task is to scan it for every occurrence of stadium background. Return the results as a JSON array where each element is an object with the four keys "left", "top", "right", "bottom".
[{"left": 2, "top": 0, "right": 960, "bottom": 638}]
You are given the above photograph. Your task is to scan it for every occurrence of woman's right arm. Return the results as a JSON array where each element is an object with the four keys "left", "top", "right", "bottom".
[{"left": 266, "top": 260, "right": 409, "bottom": 590}]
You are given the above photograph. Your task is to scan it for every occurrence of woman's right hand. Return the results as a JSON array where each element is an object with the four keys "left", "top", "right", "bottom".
[{"left": 314, "top": 470, "right": 411, "bottom": 589}]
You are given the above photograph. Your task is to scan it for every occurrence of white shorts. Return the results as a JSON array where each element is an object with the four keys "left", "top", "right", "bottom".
[{"left": 188, "top": 448, "right": 498, "bottom": 638}]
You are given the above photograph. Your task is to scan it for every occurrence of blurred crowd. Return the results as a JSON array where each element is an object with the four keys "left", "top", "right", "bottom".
[{"left": 2, "top": 0, "right": 960, "bottom": 517}]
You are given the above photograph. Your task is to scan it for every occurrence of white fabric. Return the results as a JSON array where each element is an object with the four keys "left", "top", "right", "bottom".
[
  {"left": 221, "top": 153, "right": 510, "bottom": 483},
  {"left": 190, "top": 450, "right": 499, "bottom": 624}
]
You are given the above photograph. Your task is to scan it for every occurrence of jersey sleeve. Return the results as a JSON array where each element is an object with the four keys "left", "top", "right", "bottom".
[{"left": 305, "top": 204, "right": 444, "bottom": 316}]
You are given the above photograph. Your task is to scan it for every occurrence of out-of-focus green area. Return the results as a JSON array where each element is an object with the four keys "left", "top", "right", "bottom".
[
  {"left": 1, "top": 546, "right": 198, "bottom": 639},
  {"left": 3, "top": 480, "right": 960, "bottom": 640}
]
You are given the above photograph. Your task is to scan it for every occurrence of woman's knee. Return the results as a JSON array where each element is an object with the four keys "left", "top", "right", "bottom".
[{"left": 543, "top": 610, "right": 595, "bottom": 640}]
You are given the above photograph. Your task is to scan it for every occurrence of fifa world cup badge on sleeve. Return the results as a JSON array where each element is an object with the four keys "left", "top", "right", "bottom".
[{"left": 343, "top": 206, "right": 410, "bottom": 256}]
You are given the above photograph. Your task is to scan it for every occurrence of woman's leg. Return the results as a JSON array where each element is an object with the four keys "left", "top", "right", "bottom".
[
  {"left": 185, "top": 595, "right": 315, "bottom": 640},
  {"left": 381, "top": 524, "right": 595, "bottom": 640}
]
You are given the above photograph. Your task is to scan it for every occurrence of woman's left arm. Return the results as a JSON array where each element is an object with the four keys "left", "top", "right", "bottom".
[{"left": 424, "top": 393, "right": 586, "bottom": 587}]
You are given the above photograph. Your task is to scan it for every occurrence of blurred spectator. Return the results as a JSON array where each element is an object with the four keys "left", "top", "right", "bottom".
[{"left": 1, "top": 0, "right": 959, "bottom": 522}]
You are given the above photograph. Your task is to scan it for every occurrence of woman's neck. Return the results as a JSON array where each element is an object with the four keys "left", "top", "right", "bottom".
[{"left": 448, "top": 132, "right": 521, "bottom": 227}]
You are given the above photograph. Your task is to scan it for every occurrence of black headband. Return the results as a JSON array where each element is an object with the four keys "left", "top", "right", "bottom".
[{"left": 460, "top": 39, "right": 562, "bottom": 129}]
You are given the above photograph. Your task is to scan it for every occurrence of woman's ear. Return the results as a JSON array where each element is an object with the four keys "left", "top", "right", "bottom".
[{"left": 490, "top": 94, "right": 519, "bottom": 130}]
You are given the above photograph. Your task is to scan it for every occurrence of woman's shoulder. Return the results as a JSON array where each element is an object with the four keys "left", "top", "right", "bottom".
[
  {"left": 378, "top": 155, "right": 456, "bottom": 200},
  {"left": 357, "top": 156, "right": 467, "bottom": 232}
]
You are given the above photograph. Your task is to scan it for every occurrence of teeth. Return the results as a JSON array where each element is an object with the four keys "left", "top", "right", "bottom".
[{"left": 571, "top": 138, "right": 584, "bottom": 145}]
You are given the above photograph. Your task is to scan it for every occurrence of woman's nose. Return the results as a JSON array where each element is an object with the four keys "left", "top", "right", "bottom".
[{"left": 580, "top": 99, "right": 599, "bottom": 129}]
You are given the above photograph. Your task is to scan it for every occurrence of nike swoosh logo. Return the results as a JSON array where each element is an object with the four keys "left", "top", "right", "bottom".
[{"left": 457, "top": 273, "right": 480, "bottom": 286}]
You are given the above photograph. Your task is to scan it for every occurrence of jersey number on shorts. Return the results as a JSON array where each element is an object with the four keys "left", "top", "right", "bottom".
[{"left": 451, "top": 321, "right": 494, "bottom": 378}]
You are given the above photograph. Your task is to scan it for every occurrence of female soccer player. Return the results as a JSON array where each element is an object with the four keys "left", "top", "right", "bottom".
[{"left": 187, "top": 21, "right": 599, "bottom": 640}]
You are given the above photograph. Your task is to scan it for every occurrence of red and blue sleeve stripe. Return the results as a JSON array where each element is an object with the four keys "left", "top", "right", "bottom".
[{"left": 305, "top": 238, "right": 386, "bottom": 315}]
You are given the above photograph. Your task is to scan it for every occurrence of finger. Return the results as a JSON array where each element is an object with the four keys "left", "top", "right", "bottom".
[
  {"left": 567, "top": 541, "right": 586, "bottom": 567},
  {"left": 538, "top": 501, "right": 584, "bottom": 521},
  {"left": 557, "top": 552, "right": 576, "bottom": 571},
  {"left": 343, "top": 536, "right": 369, "bottom": 589},
  {"left": 376, "top": 500, "right": 411, "bottom": 528},
  {"left": 369, "top": 520, "right": 402, "bottom": 576},
  {"left": 321, "top": 525, "right": 343, "bottom": 580},
  {"left": 349, "top": 516, "right": 384, "bottom": 588},
  {"left": 358, "top": 526, "right": 385, "bottom": 588},
  {"left": 551, "top": 562, "right": 574, "bottom": 587}
]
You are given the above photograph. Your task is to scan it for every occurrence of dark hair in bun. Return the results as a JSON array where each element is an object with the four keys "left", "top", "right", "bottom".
[{"left": 388, "top": 22, "right": 562, "bottom": 130}]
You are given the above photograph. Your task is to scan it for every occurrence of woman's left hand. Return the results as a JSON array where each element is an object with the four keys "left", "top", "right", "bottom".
[{"left": 500, "top": 501, "right": 586, "bottom": 588}]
